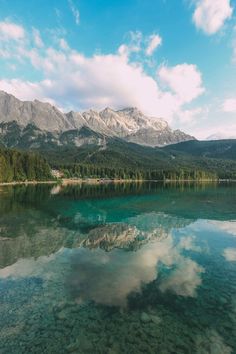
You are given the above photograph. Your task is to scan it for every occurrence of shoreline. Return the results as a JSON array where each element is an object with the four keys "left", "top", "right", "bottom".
[
  {"left": 0, "top": 178, "right": 145, "bottom": 186},
  {"left": 0, "top": 178, "right": 236, "bottom": 187},
  {"left": 0, "top": 180, "right": 57, "bottom": 186}
]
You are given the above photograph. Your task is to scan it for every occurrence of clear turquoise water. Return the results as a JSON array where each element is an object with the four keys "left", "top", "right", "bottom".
[{"left": 0, "top": 182, "right": 236, "bottom": 353}]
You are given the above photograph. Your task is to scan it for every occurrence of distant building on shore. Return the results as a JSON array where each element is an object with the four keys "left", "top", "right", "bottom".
[{"left": 51, "top": 169, "right": 64, "bottom": 178}]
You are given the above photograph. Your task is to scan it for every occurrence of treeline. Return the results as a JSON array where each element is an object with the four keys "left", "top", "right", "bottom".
[
  {"left": 1, "top": 147, "right": 235, "bottom": 183},
  {"left": 58, "top": 163, "right": 218, "bottom": 181},
  {"left": 0, "top": 148, "right": 52, "bottom": 182}
]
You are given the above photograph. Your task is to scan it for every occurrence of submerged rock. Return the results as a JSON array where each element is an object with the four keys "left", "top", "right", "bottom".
[
  {"left": 140, "top": 312, "right": 151, "bottom": 323},
  {"left": 66, "top": 341, "right": 80, "bottom": 352},
  {"left": 56, "top": 309, "right": 68, "bottom": 320},
  {"left": 150, "top": 315, "right": 161, "bottom": 325}
]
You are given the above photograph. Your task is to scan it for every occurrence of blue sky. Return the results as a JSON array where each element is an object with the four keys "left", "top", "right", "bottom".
[{"left": 0, "top": 0, "right": 236, "bottom": 138}]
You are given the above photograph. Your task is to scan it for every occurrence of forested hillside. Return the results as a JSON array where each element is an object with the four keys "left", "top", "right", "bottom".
[
  {"left": 1, "top": 137, "right": 236, "bottom": 183},
  {"left": 40, "top": 138, "right": 236, "bottom": 181},
  {"left": 0, "top": 149, "right": 52, "bottom": 183},
  {"left": 163, "top": 140, "right": 236, "bottom": 160}
]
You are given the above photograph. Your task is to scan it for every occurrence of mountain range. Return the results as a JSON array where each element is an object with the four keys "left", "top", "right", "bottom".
[
  {"left": 0, "top": 90, "right": 236, "bottom": 181},
  {"left": 0, "top": 90, "right": 194, "bottom": 149}
]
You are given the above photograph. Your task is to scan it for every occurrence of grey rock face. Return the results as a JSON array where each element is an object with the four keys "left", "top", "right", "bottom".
[
  {"left": 0, "top": 91, "right": 195, "bottom": 147},
  {"left": 0, "top": 91, "right": 73, "bottom": 132}
]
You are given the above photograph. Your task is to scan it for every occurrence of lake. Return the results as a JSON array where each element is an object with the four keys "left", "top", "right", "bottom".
[{"left": 0, "top": 182, "right": 236, "bottom": 354}]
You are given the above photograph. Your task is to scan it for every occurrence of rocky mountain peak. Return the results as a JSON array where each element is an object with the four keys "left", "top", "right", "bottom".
[{"left": 101, "top": 107, "right": 114, "bottom": 113}]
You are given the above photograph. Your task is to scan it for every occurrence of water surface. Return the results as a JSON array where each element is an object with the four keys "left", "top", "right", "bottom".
[{"left": 0, "top": 182, "right": 236, "bottom": 353}]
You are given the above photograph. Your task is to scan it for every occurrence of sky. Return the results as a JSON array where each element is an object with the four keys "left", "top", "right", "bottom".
[{"left": 0, "top": 0, "right": 236, "bottom": 139}]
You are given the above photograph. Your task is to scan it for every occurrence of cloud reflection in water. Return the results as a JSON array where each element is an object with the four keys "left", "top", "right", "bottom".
[{"left": 67, "top": 227, "right": 204, "bottom": 306}]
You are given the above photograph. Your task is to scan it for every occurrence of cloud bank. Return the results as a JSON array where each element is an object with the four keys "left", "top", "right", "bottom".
[
  {"left": 0, "top": 20, "right": 25, "bottom": 41},
  {"left": 193, "top": 0, "right": 233, "bottom": 35},
  {"left": 223, "top": 98, "right": 236, "bottom": 113},
  {"left": 0, "top": 20, "right": 205, "bottom": 126}
]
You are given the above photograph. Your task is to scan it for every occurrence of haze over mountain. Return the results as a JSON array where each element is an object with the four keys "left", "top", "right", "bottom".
[
  {"left": 0, "top": 90, "right": 194, "bottom": 148},
  {"left": 207, "top": 133, "right": 236, "bottom": 141}
]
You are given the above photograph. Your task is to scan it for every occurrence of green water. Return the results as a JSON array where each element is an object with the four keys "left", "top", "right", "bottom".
[{"left": 0, "top": 182, "right": 236, "bottom": 354}]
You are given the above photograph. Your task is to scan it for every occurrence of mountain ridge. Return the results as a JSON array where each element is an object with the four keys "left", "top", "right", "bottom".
[{"left": 0, "top": 90, "right": 194, "bottom": 147}]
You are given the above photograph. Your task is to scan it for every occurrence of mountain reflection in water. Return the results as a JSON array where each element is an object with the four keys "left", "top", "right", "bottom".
[{"left": 0, "top": 182, "right": 236, "bottom": 354}]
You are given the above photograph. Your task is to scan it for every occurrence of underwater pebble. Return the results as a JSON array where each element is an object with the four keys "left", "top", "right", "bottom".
[
  {"left": 56, "top": 310, "right": 68, "bottom": 320},
  {"left": 150, "top": 314, "right": 161, "bottom": 325},
  {"left": 140, "top": 312, "right": 151, "bottom": 323}
]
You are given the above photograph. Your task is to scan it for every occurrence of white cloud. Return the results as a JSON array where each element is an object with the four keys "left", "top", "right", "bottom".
[
  {"left": 68, "top": 0, "right": 80, "bottom": 25},
  {"left": 119, "top": 31, "right": 162, "bottom": 60},
  {"left": 193, "top": 0, "right": 233, "bottom": 35},
  {"left": 0, "top": 20, "right": 25, "bottom": 41},
  {"left": 0, "top": 46, "right": 205, "bottom": 120},
  {"left": 146, "top": 34, "right": 162, "bottom": 56},
  {"left": 129, "top": 30, "right": 143, "bottom": 45},
  {"left": 32, "top": 28, "right": 44, "bottom": 48},
  {"left": 0, "top": 21, "right": 205, "bottom": 125},
  {"left": 0, "top": 52, "right": 160, "bottom": 114},
  {"left": 233, "top": 26, "right": 236, "bottom": 63},
  {"left": 0, "top": 57, "right": 204, "bottom": 122},
  {"left": 204, "top": 122, "right": 236, "bottom": 140},
  {"left": 158, "top": 63, "right": 205, "bottom": 103},
  {"left": 0, "top": 78, "right": 57, "bottom": 104},
  {"left": 59, "top": 38, "right": 69, "bottom": 51},
  {"left": 176, "top": 107, "right": 204, "bottom": 124},
  {"left": 223, "top": 98, "right": 236, "bottom": 113},
  {"left": 118, "top": 31, "right": 142, "bottom": 59}
]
